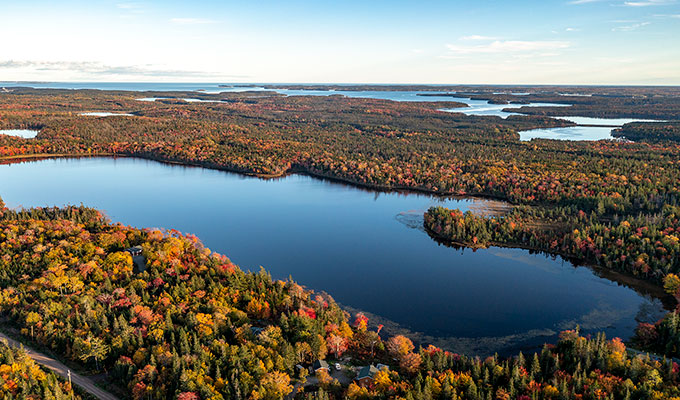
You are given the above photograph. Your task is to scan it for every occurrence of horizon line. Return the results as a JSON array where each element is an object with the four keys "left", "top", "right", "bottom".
[{"left": 2, "top": 81, "right": 680, "bottom": 87}]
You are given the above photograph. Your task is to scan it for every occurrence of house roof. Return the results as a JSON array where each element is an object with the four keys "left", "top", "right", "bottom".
[
  {"left": 356, "top": 365, "right": 379, "bottom": 380},
  {"left": 313, "top": 360, "right": 330, "bottom": 370}
]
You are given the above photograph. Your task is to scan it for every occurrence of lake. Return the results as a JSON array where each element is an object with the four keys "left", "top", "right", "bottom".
[
  {"left": 518, "top": 116, "right": 661, "bottom": 141},
  {"left": 520, "top": 126, "right": 620, "bottom": 141},
  {"left": 0, "top": 129, "right": 39, "bottom": 138},
  {"left": 556, "top": 116, "right": 660, "bottom": 126},
  {"left": 0, "top": 157, "right": 667, "bottom": 355}
]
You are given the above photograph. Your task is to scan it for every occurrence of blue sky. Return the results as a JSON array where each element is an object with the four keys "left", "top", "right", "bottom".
[{"left": 0, "top": 0, "right": 678, "bottom": 84}]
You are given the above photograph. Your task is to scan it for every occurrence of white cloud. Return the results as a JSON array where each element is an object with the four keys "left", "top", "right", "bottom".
[
  {"left": 446, "top": 40, "right": 570, "bottom": 54},
  {"left": 612, "top": 21, "right": 651, "bottom": 30},
  {"left": 623, "top": 0, "right": 676, "bottom": 6},
  {"left": 0, "top": 60, "right": 243, "bottom": 79},
  {"left": 116, "top": 3, "right": 143, "bottom": 12},
  {"left": 568, "top": 0, "right": 607, "bottom": 4},
  {"left": 571, "top": 0, "right": 676, "bottom": 5},
  {"left": 117, "top": 2, "right": 141, "bottom": 9},
  {"left": 169, "top": 18, "right": 218, "bottom": 25},
  {"left": 459, "top": 35, "right": 498, "bottom": 41}
]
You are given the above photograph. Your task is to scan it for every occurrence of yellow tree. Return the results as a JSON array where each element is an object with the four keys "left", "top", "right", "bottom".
[
  {"left": 256, "top": 371, "right": 292, "bottom": 400},
  {"left": 25, "top": 312, "right": 41, "bottom": 339},
  {"left": 386, "top": 335, "right": 414, "bottom": 360}
]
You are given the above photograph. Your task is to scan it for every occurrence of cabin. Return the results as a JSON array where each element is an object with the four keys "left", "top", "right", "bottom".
[
  {"left": 250, "top": 327, "right": 265, "bottom": 337},
  {"left": 126, "top": 246, "right": 143, "bottom": 257},
  {"left": 312, "top": 360, "right": 330, "bottom": 373},
  {"left": 355, "top": 365, "right": 379, "bottom": 387},
  {"left": 125, "top": 246, "right": 146, "bottom": 273}
]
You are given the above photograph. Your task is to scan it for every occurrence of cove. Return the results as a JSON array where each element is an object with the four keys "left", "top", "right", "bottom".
[
  {"left": 0, "top": 157, "right": 668, "bottom": 356},
  {"left": 519, "top": 116, "right": 663, "bottom": 141}
]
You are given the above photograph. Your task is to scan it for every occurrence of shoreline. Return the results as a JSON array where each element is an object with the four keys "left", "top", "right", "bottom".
[
  {"left": 0, "top": 151, "right": 518, "bottom": 204},
  {"left": 423, "top": 225, "right": 676, "bottom": 309}
]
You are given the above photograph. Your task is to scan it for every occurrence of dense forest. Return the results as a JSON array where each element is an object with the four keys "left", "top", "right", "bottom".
[
  {"left": 0, "top": 341, "right": 82, "bottom": 399},
  {"left": 0, "top": 203, "right": 679, "bottom": 399},
  {"left": 1, "top": 86, "right": 680, "bottom": 398}
]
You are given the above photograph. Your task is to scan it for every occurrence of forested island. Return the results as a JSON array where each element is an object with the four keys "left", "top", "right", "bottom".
[
  {"left": 613, "top": 122, "right": 680, "bottom": 143},
  {"left": 0, "top": 85, "right": 680, "bottom": 399}
]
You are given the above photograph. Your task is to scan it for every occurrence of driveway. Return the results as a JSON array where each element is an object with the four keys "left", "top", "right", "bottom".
[{"left": 0, "top": 332, "right": 120, "bottom": 400}]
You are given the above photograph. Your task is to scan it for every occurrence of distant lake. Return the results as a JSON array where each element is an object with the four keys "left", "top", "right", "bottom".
[
  {"left": 0, "top": 157, "right": 667, "bottom": 356},
  {"left": 0, "top": 129, "right": 39, "bottom": 138},
  {"left": 519, "top": 117, "right": 661, "bottom": 141},
  {"left": 520, "top": 126, "right": 618, "bottom": 141},
  {"left": 557, "top": 116, "right": 660, "bottom": 126}
]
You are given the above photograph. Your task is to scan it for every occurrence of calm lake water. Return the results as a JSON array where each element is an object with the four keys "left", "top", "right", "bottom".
[
  {"left": 518, "top": 117, "right": 661, "bottom": 141},
  {"left": 0, "top": 129, "right": 39, "bottom": 138},
  {"left": 520, "top": 126, "right": 619, "bottom": 141},
  {"left": 557, "top": 116, "right": 659, "bottom": 126},
  {"left": 0, "top": 157, "right": 667, "bottom": 355}
]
